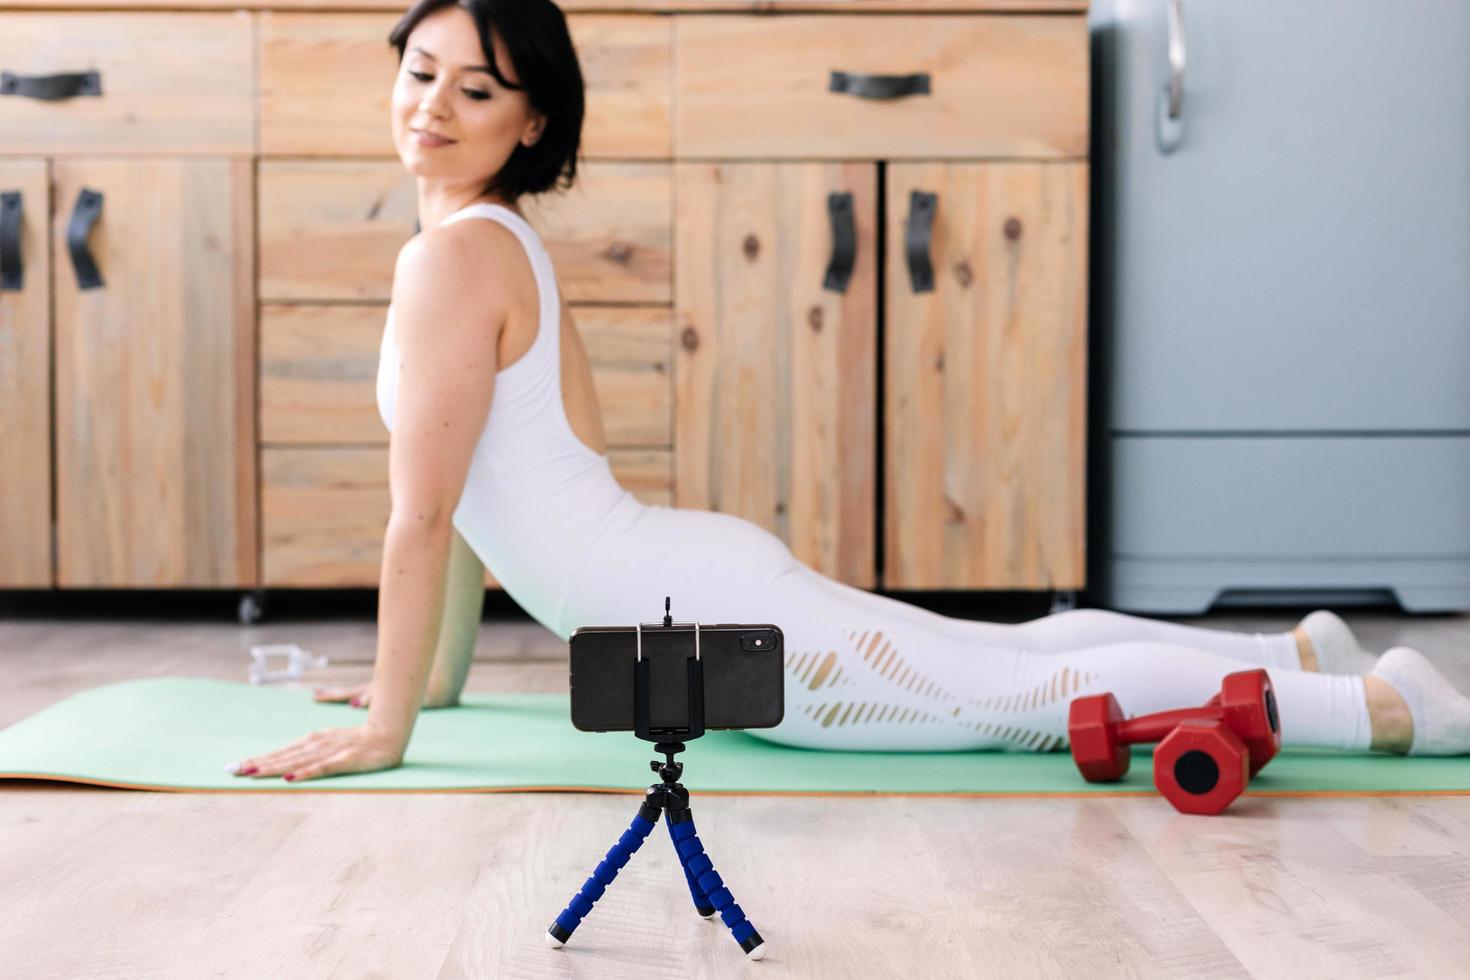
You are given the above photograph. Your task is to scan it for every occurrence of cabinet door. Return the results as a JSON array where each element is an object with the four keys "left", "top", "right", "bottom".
[
  {"left": 0, "top": 160, "right": 52, "bottom": 587},
  {"left": 885, "top": 162, "right": 1086, "bottom": 590},
  {"left": 675, "top": 162, "right": 877, "bottom": 587},
  {"left": 53, "top": 160, "right": 257, "bottom": 587}
]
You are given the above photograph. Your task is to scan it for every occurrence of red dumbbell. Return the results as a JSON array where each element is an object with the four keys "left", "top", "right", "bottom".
[
  {"left": 1151, "top": 719, "right": 1250, "bottom": 815},
  {"left": 1067, "top": 669, "right": 1281, "bottom": 814}
]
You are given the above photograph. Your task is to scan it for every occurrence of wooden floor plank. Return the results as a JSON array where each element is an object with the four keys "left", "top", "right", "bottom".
[{"left": 1, "top": 605, "right": 1468, "bottom": 976}]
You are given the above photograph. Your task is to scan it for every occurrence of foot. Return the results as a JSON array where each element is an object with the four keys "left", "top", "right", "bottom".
[
  {"left": 1294, "top": 610, "right": 1377, "bottom": 675},
  {"left": 1369, "top": 647, "right": 1470, "bottom": 755}
]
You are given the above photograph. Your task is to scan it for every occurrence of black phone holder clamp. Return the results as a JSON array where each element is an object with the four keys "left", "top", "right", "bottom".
[
  {"left": 545, "top": 598, "right": 767, "bottom": 961},
  {"left": 634, "top": 595, "right": 705, "bottom": 748}
]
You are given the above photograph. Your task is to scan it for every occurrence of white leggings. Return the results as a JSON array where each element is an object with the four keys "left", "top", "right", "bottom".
[
  {"left": 558, "top": 506, "right": 1375, "bottom": 754},
  {"left": 752, "top": 565, "right": 1373, "bottom": 753}
]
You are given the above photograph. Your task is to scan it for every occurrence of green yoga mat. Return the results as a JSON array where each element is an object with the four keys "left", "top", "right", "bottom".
[{"left": 1, "top": 678, "right": 1467, "bottom": 795}]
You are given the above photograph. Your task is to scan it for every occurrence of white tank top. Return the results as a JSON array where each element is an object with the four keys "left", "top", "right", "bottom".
[{"left": 376, "top": 202, "right": 644, "bottom": 635}]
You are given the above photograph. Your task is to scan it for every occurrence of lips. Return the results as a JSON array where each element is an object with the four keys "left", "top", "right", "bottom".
[{"left": 412, "top": 129, "right": 455, "bottom": 148}]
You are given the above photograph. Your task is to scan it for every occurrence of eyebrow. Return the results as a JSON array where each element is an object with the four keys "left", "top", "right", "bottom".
[{"left": 408, "top": 46, "right": 492, "bottom": 74}]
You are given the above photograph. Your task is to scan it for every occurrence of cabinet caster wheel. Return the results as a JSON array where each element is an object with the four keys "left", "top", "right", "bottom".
[
  {"left": 238, "top": 592, "right": 267, "bottom": 625},
  {"left": 1049, "top": 590, "right": 1078, "bottom": 615}
]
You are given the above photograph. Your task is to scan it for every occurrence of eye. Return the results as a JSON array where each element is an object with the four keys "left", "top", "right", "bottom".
[
  {"left": 409, "top": 70, "right": 433, "bottom": 82},
  {"left": 463, "top": 89, "right": 491, "bottom": 101}
]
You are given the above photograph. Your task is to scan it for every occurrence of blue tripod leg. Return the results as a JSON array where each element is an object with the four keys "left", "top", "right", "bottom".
[
  {"left": 667, "top": 808, "right": 766, "bottom": 959},
  {"left": 665, "top": 812, "right": 716, "bottom": 918},
  {"left": 546, "top": 798, "right": 661, "bottom": 948}
]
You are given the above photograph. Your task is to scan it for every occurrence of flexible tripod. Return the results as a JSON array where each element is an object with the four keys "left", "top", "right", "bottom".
[{"left": 545, "top": 601, "right": 767, "bottom": 960}]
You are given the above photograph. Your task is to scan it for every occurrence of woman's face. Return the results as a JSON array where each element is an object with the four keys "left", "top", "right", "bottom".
[{"left": 391, "top": 6, "right": 545, "bottom": 192}]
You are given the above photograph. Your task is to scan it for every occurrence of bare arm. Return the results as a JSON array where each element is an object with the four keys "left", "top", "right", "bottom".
[
  {"left": 364, "top": 231, "right": 504, "bottom": 748},
  {"left": 313, "top": 527, "right": 483, "bottom": 710},
  {"left": 230, "top": 224, "right": 507, "bottom": 782},
  {"left": 423, "top": 529, "right": 486, "bottom": 708}
]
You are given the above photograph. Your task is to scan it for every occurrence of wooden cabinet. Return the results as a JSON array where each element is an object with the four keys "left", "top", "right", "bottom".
[
  {"left": 674, "top": 160, "right": 1088, "bottom": 592},
  {"left": 254, "top": 151, "right": 677, "bottom": 585},
  {"left": 1, "top": 0, "right": 1089, "bottom": 602},
  {"left": 260, "top": 306, "right": 675, "bottom": 586},
  {"left": 0, "top": 13, "right": 257, "bottom": 590},
  {"left": 672, "top": 17, "right": 1088, "bottom": 591},
  {"left": 0, "top": 160, "right": 257, "bottom": 587},
  {"left": 258, "top": 12, "right": 671, "bottom": 159},
  {"left": 52, "top": 160, "right": 257, "bottom": 587},
  {"left": 675, "top": 162, "right": 878, "bottom": 587},
  {"left": 0, "top": 12, "right": 254, "bottom": 154},
  {"left": 0, "top": 160, "right": 51, "bottom": 587},
  {"left": 258, "top": 160, "right": 670, "bottom": 303},
  {"left": 884, "top": 162, "right": 1087, "bottom": 590},
  {"left": 674, "top": 15, "right": 1087, "bottom": 159}
]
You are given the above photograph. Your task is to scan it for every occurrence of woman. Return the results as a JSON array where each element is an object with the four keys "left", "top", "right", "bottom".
[{"left": 230, "top": 0, "right": 1469, "bottom": 783}]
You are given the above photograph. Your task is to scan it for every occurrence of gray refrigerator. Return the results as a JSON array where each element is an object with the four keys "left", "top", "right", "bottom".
[{"left": 1091, "top": 0, "right": 1470, "bottom": 613}]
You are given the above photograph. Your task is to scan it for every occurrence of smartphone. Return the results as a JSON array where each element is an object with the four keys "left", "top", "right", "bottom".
[{"left": 568, "top": 623, "right": 785, "bottom": 733}]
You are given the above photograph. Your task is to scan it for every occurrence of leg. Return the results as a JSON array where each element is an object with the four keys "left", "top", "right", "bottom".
[
  {"left": 798, "top": 569, "right": 1304, "bottom": 669},
  {"left": 751, "top": 566, "right": 1381, "bottom": 753},
  {"left": 559, "top": 509, "right": 1409, "bottom": 753}
]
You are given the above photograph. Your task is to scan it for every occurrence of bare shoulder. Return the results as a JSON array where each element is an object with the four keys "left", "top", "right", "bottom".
[{"left": 391, "top": 216, "right": 527, "bottom": 326}]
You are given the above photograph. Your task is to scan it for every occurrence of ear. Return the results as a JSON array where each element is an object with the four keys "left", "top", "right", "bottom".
[{"left": 521, "top": 112, "right": 547, "bottom": 147}]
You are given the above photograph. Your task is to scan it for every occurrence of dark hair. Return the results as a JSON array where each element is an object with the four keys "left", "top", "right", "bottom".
[{"left": 389, "top": 0, "right": 584, "bottom": 202}]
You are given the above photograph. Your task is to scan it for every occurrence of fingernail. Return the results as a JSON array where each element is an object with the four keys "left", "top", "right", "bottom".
[
  {"left": 350, "top": 697, "right": 361, "bottom": 707},
  {"left": 283, "top": 773, "right": 296, "bottom": 782},
  {"left": 241, "top": 766, "right": 258, "bottom": 776}
]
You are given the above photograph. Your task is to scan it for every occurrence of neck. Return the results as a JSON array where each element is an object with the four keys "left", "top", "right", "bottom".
[{"left": 416, "top": 181, "right": 518, "bottom": 233}]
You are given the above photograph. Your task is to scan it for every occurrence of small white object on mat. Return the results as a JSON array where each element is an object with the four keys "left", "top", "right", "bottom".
[{"left": 248, "top": 644, "right": 328, "bottom": 686}]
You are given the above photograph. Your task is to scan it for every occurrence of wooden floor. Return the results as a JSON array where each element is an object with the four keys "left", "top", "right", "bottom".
[{"left": 2, "top": 597, "right": 1468, "bottom": 978}]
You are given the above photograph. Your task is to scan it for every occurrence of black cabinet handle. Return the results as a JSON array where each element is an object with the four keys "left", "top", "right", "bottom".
[
  {"left": 0, "top": 191, "right": 21, "bottom": 292},
  {"left": 1, "top": 70, "right": 102, "bottom": 101},
  {"left": 829, "top": 71, "right": 930, "bottom": 101},
  {"left": 822, "top": 192, "right": 856, "bottom": 294},
  {"left": 67, "top": 188, "right": 104, "bottom": 291},
  {"left": 905, "top": 190, "right": 936, "bottom": 294}
]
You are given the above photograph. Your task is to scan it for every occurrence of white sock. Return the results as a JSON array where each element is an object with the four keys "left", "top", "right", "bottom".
[
  {"left": 1370, "top": 647, "right": 1470, "bottom": 756},
  {"left": 1297, "top": 610, "right": 1377, "bottom": 675}
]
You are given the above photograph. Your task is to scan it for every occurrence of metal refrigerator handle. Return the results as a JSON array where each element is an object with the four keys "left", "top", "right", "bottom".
[
  {"left": 1157, "top": 0, "right": 1187, "bottom": 153},
  {"left": 1165, "top": 0, "right": 1186, "bottom": 120}
]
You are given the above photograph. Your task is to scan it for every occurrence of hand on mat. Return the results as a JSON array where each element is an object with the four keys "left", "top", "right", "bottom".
[
  {"left": 228, "top": 724, "right": 405, "bottom": 783},
  {"left": 313, "top": 682, "right": 374, "bottom": 708},
  {"left": 313, "top": 683, "right": 458, "bottom": 710}
]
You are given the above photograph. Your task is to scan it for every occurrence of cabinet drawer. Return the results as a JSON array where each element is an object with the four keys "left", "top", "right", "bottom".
[
  {"left": 0, "top": 13, "right": 252, "bottom": 154},
  {"left": 675, "top": 15, "right": 1087, "bottom": 159},
  {"left": 262, "top": 446, "right": 672, "bottom": 586},
  {"left": 259, "top": 305, "right": 388, "bottom": 445},
  {"left": 259, "top": 13, "right": 670, "bottom": 158},
  {"left": 259, "top": 160, "right": 670, "bottom": 303},
  {"left": 260, "top": 304, "right": 673, "bottom": 447}
]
